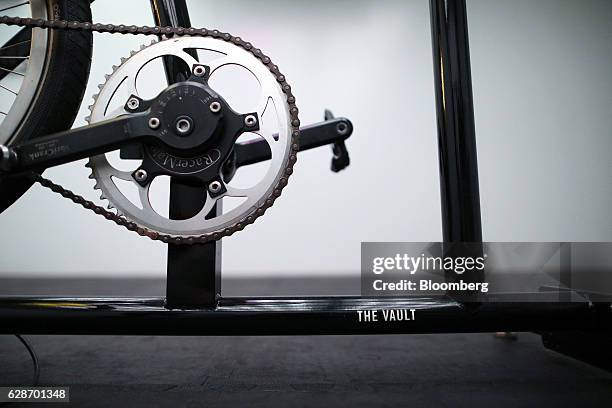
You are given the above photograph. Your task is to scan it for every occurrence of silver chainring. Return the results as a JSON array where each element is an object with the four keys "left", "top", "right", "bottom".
[{"left": 87, "top": 37, "right": 293, "bottom": 238}]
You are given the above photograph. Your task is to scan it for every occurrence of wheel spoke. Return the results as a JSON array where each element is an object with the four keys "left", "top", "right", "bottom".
[
  {"left": 0, "top": 39, "right": 30, "bottom": 52},
  {"left": 0, "top": 83, "right": 18, "bottom": 95},
  {"left": 0, "top": 66, "right": 24, "bottom": 76},
  {"left": 0, "top": 1, "right": 30, "bottom": 13}
]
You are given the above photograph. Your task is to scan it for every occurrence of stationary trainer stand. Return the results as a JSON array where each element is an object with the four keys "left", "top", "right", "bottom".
[{"left": 0, "top": 0, "right": 609, "bottom": 370}]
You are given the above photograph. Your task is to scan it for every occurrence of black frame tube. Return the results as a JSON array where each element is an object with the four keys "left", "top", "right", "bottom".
[
  {"left": 0, "top": 296, "right": 601, "bottom": 335},
  {"left": 430, "top": 0, "right": 482, "bottom": 242},
  {"left": 150, "top": 0, "right": 221, "bottom": 309}
]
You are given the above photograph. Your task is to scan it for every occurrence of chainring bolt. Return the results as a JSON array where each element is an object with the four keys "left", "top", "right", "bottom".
[
  {"left": 244, "top": 115, "right": 257, "bottom": 127},
  {"left": 148, "top": 117, "right": 160, "bottom": 129},
  {"left": 209, "top": 101, "right": 221, "bottom": 113},
  {"left": 193, "top": 65, "right": 206, "bottom": 77},
  {"left": 126, "top": 97, "right": 140, "bottom": 110},
  {"left": 208, "top": 181, "right": 223, "bottom": 194},
  {"left": 134, "top": 169, "right": 148, "bottom": 182}
]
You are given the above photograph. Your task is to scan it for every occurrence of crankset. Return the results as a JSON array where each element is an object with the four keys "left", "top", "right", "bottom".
[
  {"left": 0, "top": 15, "right": 352, "bottom": 244},
  {"left": 87, "top": 36, "right": 299, "bottom": 239}
]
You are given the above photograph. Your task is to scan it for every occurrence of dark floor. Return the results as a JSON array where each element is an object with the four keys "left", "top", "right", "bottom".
[{"left": 0, "top": 278, "right": 611, "bottom": 407}]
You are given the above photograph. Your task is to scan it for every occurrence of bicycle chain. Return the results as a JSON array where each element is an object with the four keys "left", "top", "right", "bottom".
[{"left": 0, "top": 15, "right": 300, "bottom": 245}]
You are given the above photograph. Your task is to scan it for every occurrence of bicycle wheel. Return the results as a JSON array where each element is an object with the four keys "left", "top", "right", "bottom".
[{"left": 0, "top": 0, "right": 92, "bottom": 213}]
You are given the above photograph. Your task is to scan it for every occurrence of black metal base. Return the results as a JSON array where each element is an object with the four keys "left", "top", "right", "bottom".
[{"left": 0, "top": 295, "right": 606, "bottom": 336}]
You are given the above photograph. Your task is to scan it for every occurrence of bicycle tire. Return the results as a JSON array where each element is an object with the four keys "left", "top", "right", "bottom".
[{"left": 0, "top": 0, "right": 93, "bottom": 213}]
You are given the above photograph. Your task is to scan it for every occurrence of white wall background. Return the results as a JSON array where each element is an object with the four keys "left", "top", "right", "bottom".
[
  {"left": 469, "top": 0, "right": 612, "bottom": 242},
  {"left": 0, "top": 0, "right": 609, "bottom": 277}
]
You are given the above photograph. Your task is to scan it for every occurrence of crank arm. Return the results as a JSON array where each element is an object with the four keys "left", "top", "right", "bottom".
[
  {"left": 0, "top": 103, "right": 256, "bottom": 175},
  {"left": 0, "top": 114, "right": 157, "bottom": 174},
  {"left": 234, "top": 116, "right": 353, "bottom": 168}
]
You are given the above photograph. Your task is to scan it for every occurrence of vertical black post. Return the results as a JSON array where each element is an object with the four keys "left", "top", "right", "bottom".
[
  {"left": 150, "top": 0, "right": 221, "bottom": 308},
  {"left": 430, "top": 0, "right": 483, "bottom": 302},
  {"left": 430, "top": 0, "right": 482, "bottom": 243}
]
